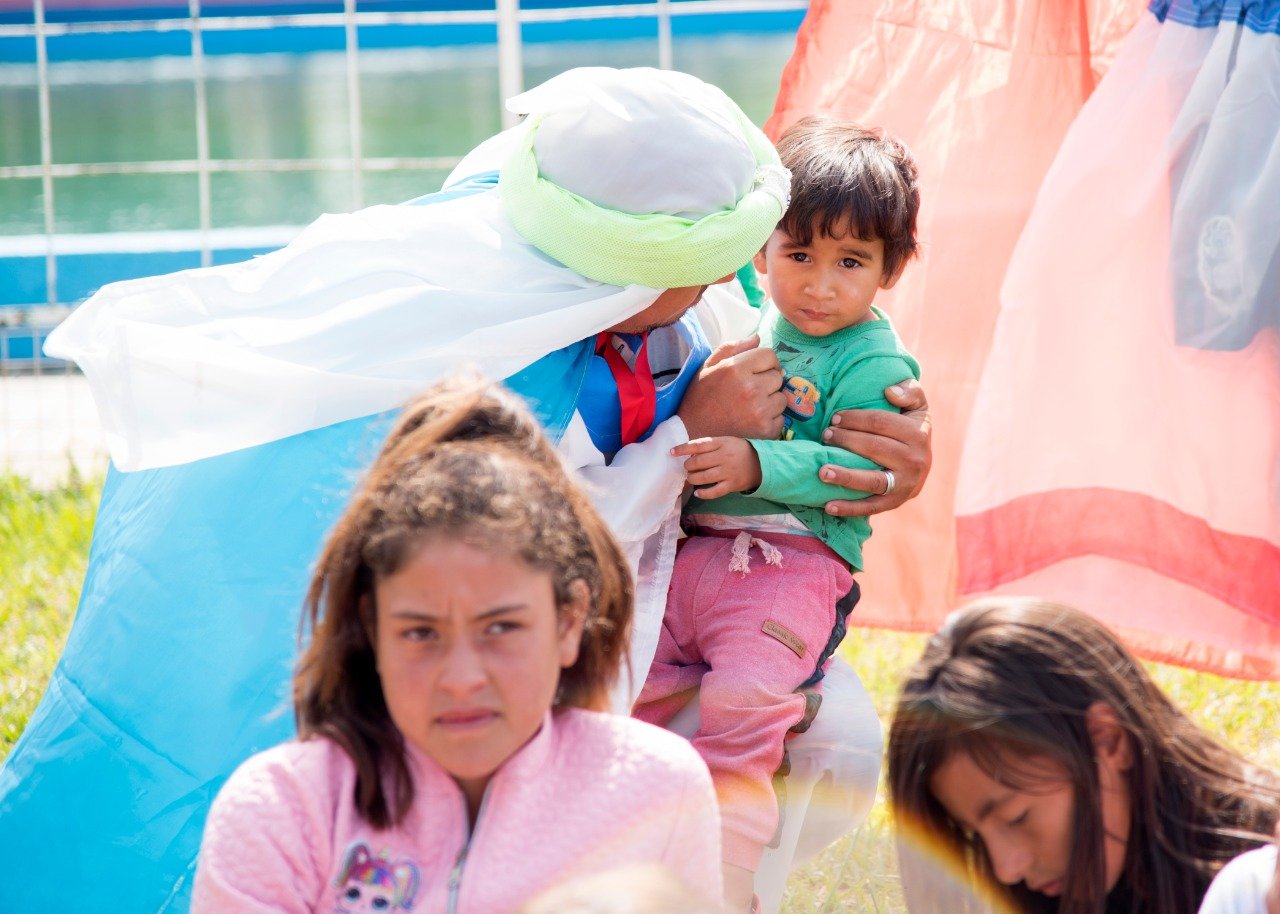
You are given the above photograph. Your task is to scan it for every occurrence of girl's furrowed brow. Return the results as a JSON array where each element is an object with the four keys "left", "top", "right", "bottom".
[
  {"left": 389, "top": 608, "right": 437, "bottom": 620},
  {"left": 389, "top": 605, "right": 529, "bottom": 621},
  {"left": 476, "top": 604, "right": 531, "bottom": 620}
]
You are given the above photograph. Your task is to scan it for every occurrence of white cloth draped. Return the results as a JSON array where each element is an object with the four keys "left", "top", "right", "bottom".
[
  {"left": 46, "top": 191, "right": 659, "bottom": 472},
  {"left": 1198, "top": 845, "right": 1277, "bottom": 914}
]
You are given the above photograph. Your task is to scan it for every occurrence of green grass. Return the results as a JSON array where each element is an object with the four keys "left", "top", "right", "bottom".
[
  {"left": 2, "top": 478, "right": 1278, "bottom": 912},
  {"left": 779, "top": 630, "right": 927, "bottom": 912},
  {"left": 780, "top": 630, "right": 1280, "bottom": 911},
  {"left": 0, "top": 471, "right": 101, "bottom": 758}
]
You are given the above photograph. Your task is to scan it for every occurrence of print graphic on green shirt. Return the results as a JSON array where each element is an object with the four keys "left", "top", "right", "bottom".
[{"left": 781, "top": 373, "right": 821, "bottom": 439}]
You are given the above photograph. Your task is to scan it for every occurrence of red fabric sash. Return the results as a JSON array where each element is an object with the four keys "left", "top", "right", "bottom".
[{"left": 595, "top": 332, "right": 656, "bottom": 446}]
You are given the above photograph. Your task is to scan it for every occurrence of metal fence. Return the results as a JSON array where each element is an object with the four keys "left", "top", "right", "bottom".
[{"left": 0, "top": 0, "right": 804, "bottom": 482}]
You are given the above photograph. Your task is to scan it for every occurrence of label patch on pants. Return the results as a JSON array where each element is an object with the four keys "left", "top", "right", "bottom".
[{"left": 762, "top": 620, "right": 806, "bottom": 658}]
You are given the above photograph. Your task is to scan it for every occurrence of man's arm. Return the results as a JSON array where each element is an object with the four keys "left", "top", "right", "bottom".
[
  {"left": 676, "top": 333, "right": 931, "bottom": 516},
  {"left": 559, "top": 332, "right": 783, "bottom": 544},
  {"left": 819, "top": 379, "right": 932, "bottom": 517},
  {"left": 677, "top": 353, "right": 915, "bottom": 507}
]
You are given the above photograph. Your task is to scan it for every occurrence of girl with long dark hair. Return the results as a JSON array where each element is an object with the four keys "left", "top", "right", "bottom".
[{"left": 887, "top": 598, "right": 1280, "bottom": 914}]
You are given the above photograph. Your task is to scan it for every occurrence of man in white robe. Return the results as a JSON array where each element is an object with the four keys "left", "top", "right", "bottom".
[{"left": 3, "top": 67, "right": 929, "bottom": 914}]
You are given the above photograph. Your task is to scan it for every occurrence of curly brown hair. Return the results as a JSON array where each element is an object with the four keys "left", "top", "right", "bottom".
[
  {"left": 887, "top": 598, "right": 1280, "bottom": 914},
  {"left": 293, "top": 373, "right": 633, "bottom": 829}
]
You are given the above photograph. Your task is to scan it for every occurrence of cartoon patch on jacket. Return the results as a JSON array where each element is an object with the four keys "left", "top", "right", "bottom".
[
  {"left": 781, "top": 374, "right": 820, "bottom": 440},
  {"left": 333, "top": 842, "right": 420, "bottom": 913}
]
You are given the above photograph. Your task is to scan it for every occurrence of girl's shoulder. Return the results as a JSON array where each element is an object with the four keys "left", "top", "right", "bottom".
[
  {"left": 196, "top": 738, "right": 356, "bottom": 912},
  {"left": 230, "top": 735, "right": 352, "bottom": 776},
  {"left": 215, "top": 737, "right": 354, "bottom": 812},
  {"left": 554, "top": 709, "right": 711, "bottom": 784}
]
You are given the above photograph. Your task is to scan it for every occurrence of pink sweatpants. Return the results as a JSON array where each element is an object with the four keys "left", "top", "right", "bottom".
[{"left": 633, "top": 530, "right": 853, "bottom": 871}]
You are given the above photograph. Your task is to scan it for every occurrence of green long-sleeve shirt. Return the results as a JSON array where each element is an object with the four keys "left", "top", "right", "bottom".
[{"left": 689, "top": 304, "right": 920, "bottom": 571}]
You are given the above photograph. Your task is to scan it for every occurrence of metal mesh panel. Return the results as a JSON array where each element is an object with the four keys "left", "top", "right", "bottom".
[{"left": 0, "top": 0, "right": 805, "bottom": 480}]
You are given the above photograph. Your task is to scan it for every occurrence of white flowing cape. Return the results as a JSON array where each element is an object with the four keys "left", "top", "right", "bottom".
[{"left": 46, "top": 171, "right": 659, "bottom": 472}]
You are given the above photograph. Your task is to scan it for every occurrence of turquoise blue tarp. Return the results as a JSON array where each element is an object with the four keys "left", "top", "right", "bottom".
[{"left": 0, "top": 182, "right": 592, "bottom": 911}]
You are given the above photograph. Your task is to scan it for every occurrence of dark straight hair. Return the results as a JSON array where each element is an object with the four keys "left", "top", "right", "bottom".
[{"left": 887, "top": 598, "right": 1280, "bottom": 914}]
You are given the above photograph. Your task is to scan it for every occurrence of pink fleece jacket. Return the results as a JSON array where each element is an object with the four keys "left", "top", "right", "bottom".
[{"left": 192, "top": 709, "right": 721, "bottom": 914}]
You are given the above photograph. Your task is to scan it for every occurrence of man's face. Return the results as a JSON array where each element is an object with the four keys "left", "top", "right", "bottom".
[{"left": 605, "top": 275, "right": 735, "bottom": 334}]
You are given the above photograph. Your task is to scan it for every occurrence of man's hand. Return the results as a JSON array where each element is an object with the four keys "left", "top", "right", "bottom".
[
  {"left": 819, "top": 379, "right": 932, "bottom": 517},
  {"left": 677, "top": 335, "right": 786, "bottom": 440},
  {"left": 672, "top": 436, "right": 762, "bottom": 500}
]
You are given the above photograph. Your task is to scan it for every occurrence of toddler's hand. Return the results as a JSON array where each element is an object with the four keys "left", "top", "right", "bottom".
[{"left": 671, "top": 437, "right": 762, "bottom": 500}]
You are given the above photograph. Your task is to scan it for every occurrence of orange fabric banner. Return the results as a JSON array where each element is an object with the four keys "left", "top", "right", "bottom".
[
  {"left": 764, "top": 1, "right": 1276, "bottom": 660},
  {"left": 954, "top": 10, "right": 1280, "bottom": 678}
]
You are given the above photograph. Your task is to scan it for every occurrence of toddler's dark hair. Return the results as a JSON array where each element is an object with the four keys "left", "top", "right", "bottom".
[{"left": 776, "top": 115, "right": 920, "bottom": 279}]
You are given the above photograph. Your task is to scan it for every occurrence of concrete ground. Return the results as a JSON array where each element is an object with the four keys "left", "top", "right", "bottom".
[{"left": 0, "top": 373, "right": 109, "bottom": 486}]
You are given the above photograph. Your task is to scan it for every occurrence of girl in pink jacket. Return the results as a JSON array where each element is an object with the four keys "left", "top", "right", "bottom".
[{"left": 192, "top": 376, "right": 722, "bottom": 914}]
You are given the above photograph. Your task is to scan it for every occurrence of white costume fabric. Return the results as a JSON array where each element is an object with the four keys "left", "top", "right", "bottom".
[
  {"left": 1198, "top": 845, "right": 1277, "bottom": 914},
  {"left": 45, "top": 188, "right": 658, "bottom": 473},
  {"left": 46, "top": 67, "right": 778, "bottom": 473}
]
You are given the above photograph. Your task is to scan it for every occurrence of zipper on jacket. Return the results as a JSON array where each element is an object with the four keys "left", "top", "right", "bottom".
[
  {"left": 445, "top": 846, "right": 468, "bottom": 914},
  {"left": 445, "top": 784, "right": 493, "bottom": 914}
]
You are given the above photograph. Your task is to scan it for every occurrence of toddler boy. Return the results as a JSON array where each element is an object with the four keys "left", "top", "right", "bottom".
[{"left": 633, "top": 116, "right": 922, "bottom": 912}]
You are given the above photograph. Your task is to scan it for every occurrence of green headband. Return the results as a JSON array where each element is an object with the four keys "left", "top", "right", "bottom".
[{"left": 499, "top": 110, "right": 789, "bottom": 289}]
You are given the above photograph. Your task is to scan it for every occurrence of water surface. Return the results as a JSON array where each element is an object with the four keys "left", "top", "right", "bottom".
[{"left": 0, "top": 34, "right": 797, "bottom": 236}]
